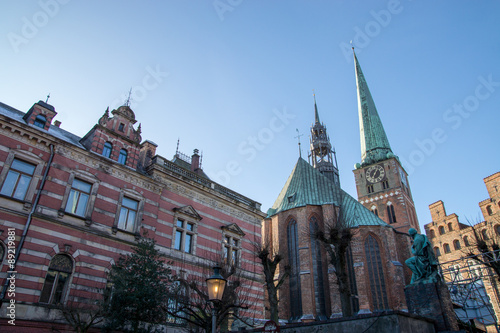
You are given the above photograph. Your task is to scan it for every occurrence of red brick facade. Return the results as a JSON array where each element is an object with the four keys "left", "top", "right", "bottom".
[{"left": 0, "top": 100, "right": 265, "bottom": 331}]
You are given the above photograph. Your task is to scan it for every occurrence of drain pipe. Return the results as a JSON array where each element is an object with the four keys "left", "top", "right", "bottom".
[{"left": 0, "top": 144, "right": 55, "bottom": 307}]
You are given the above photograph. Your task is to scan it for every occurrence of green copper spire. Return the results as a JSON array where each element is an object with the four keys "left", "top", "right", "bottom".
[
  {"left": 353, "top": 48, "right": 395, "bottom": 167},
  {"left": 313, "top": 93, "right": 320, "bottom": 124}
]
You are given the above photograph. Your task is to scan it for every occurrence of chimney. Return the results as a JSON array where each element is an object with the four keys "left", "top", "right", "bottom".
[
  {"left": 191, "top": 149, "right": 200, "bottom": 172},
  {"left": 54, "top": 120, "right": 61, "bottom": 128}
]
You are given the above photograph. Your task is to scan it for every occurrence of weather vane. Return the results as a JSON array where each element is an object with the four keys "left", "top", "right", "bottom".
[
  {"left": 295, "top": 128, "right": 303, "bottom": 158},
  {"left": 45, "top": 93, "right": 50, "bottom": 103},
  {"left": 125, "top": 88, "right": 132, "bottom": 106}
]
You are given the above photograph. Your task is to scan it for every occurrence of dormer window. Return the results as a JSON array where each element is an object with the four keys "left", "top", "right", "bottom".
[
  {"left": 34, "top": 114, "right": 47, "bottom": 128},
  {"left": 118, "top": 123, "right": 125, "bottom": 132},
  {"left": 102, "top": 142, "right": 112, "bottom": 158},
  {"left": 118, "top": 149, "right": 127, "bottom": 165}
]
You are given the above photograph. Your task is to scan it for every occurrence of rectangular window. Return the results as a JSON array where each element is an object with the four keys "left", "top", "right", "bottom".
[
  {"left": 65, "top": 179, "right": 92, "bottom": 216},
  {"left": 117, "top": 197, "right": 138, "bottom": 232},
  {"left": 382, "top": 180, "right": 389, "bottom": 189},
  {"left": 223, "top": 235, "right": 240, "bottom": 266},
  {"left": 0, "top": 158, "right": 36, "bottom": 200},
  {"left": 367, "top": 185, "right": 374, "bottom": 194},
  {"left": 174, "top": 219, "right": 195, "bottom": 254}
]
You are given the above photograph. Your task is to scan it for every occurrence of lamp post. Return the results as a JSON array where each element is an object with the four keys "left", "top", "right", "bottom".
[{"left": 206, "top": 266, "right": 227, "bottom": 333}]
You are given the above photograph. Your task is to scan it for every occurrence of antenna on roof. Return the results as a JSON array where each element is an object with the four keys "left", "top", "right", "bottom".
[
  {"left": 45, "top": 93, "right": 50, "bottom": 103},
  {"left": 125, "top": 88, "right": 132, "bottom": 106},
  {"left": 295, "top": 128, "right": 303, "bottom": 158}
]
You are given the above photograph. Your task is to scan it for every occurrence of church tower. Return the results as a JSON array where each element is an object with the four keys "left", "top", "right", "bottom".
[
  {"left": 309, "top": 95, "right": 340, "bottom": 186},
  {"left": 351, "top": 49, "right": 420, "bottom": 233}
]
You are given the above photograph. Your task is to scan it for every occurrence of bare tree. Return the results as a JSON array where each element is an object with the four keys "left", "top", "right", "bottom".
[
  {"left": 165, "top": 258, "right": 254, "bottom": 332},
  {"left": 314, "top": 201, "right": 357, "bottom": 317},
  {"left": 254, "top": 241, "right": 289, "bottom": 323},
  {"left": 57, "top": 298, "right": 106, "bottom": 333}
]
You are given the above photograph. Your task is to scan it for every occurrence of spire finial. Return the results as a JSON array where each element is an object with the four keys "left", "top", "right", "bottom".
[
  {"left": 176, "top": 138, "right": 180, "bottom": 156},
  {"left": 45, "top": 93, "right": 50, "bottom": 103},
  {"left": 295, "top": 128, "right": 303, "bottom": 158},
  {"left": 125, "top": 88, "right": 132, "bottom": 106},
  {"left": 313, "top": 91, "right": 320, "bottom": 124}
]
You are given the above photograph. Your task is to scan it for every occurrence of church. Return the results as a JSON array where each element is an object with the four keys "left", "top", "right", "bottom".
[{"left": 263, "top": 50, "right": 418, "bottom": 320}]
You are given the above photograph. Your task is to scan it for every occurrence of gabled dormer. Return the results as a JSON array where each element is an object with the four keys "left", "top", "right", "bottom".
[
  {"left": 23, "top": 100, "right": 57, "bottom": 131},
  {"left": 80, "top": 105, "right": 142, "bottom": 169}
]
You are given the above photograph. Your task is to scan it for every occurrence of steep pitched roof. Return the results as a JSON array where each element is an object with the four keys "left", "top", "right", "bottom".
[
  {"left": 267, "top": 157, "right": 389, "bottom": 228},
  {"left": 353, "top": 49, "right": 394, "bottom": 166}
]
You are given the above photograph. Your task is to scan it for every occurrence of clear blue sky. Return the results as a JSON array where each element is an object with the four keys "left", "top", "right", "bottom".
[{"left": 1, "top": 1, "right": 499, "bottom": 231}]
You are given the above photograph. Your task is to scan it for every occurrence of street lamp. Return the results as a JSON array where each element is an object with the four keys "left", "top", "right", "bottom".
[{"left": 206, "top": 266, "right": 227, "bottom": 333}]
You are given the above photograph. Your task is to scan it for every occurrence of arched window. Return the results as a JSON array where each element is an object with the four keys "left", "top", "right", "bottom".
[
  {"left": 310, "top": 217, "right": 326, "bottom": 320},
  {"left": 429, "top": 229, "right": 436, "bottom": 239},
  {"left": 434, "top": 247, "right": 441, "bottom": 257},
  {"left": 371, "top": 206, "right": 378, "bottom": 217},
  {"left": 439, "top": 226, "right": 445, "bottom": 235},
  {"left": 448, "top": 223, "right": 453, "bottom": 231},
  {"left": 386, "top": 204, "right": 397, "bottom": 224},
  {"left": 34, "top": 114, "right": 47, "bottom": 128},
  {"left": 495, "top": 225, "right": 500, "bottom": 237},
  {"left": 118, "top": 149, "right": 127, "bottom": 165},
  {"left": 453, "top": 239, "right": 461, "bottom": 250},
  {"left": 487, "top": 205, "right": 493, "bottom": 216},
  {"left": 287, "top": 219, "right": 302, "bottom": 320},
  {"left": 102, "top": 142, "right": 112, "bottom": 158},
  {"left": 364, "top": 235, "right": 389, "bottom": 311},
  {"left": 463, "top": 236, "right": 470, "bottom": 247},
  {"left": 443, "top": 243, "right": 451, "bottom": 254},
  {"left": 39, "top": 254, "right": 73, "bottom": 304},
  {"left": 482, "top": 229, "right": 489, "bottom": 240}
]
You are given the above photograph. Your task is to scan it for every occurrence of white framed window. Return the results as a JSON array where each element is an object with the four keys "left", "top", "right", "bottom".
[
  {"left": 221, "top": 223, "right": 245, "bottom": 267},
  {"left": 39, "top": 254, "right": 73, "bottom": 304},
  {"left": 113, "top": 190, "right": 144, "bottom": 234},
  {"left": 174, "top": 219, "right": 195, "bottom": 254},
  {"left": 0, "top": 150, "right": 44, "bottom": 203},
  {"left": 59, "top": 171, "right": 99, "bottom": 221}
]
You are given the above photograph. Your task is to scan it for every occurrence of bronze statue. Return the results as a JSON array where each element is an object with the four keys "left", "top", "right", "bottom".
[{"left": 405, "top": 228, "right": 439, "bottom": 284}]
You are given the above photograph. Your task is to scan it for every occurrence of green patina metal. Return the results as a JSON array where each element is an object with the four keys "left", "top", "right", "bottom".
[
  {"left": 267, "top": 158, "right": 391, "bottom": 228},
  {"left": 353, "top": 49, "right": 395, "bottom": 167}
]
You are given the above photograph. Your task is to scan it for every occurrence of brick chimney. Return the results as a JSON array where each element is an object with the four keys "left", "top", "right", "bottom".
[{"left": 191, "top": 149, "right": 200, "bottom": 172}]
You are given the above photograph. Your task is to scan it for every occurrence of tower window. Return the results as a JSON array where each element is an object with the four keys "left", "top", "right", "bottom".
[
  {"left": 102, "top": 142, "right": 112, "bottom": 158},
  {"left": 382, "top": 180, "right": 389, "bottom": 189},
  {"left": 372, "top": 208, "right": 378, "bottom": 217},
  {"left": 34, "top": 114, "right": 47, "bottom": 128},
  {"left": 438, "top": 226, "right": 445, "bottom": 235},
  {"left": 463, "top": 236, "right": 470, "bottom": 247},
  {"left": 118, "top": 149, "right": 127, "bottom": 165},
  {"left": 434, "top": 247, "right": 441, "bottom": 257},
  {"left": 448, "top": 223, "right": 453, "bottom": 231},
  {"left": 443, "top": 243, "right": 451, "bottom": 254},
  {"left": 487, "top": 205, "right": 493, "bottom": 216},
  {"left": 367, "top": 185, "right": 374, "bottom": 194},
  {"left": 429, "top": 229, "right": 435, "bottom": 239},
  {"left": 453, "top": 240, "right": 461, "bottom": 250},
  {"left": 482, "top": 229, "right": 489, "bottom": 240},
  {"left": 387, "top": 204, "right": 397, "bottom": 224}
]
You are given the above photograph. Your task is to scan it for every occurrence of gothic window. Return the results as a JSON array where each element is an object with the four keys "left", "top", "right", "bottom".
[
  {"left": 309, "top": 217, "right": 326, "bottom": 320},
  {"left": 364, "top": 235, "right": 389, "bottom": 311},
  {"left": 0, "top": 158, "right": 36, "bottom": 200},
  {"left": 39, "top": 254, "right": 73, "bottom": 304},
  {"left": 386, "top": 204, "right": 397, "bottom": 224},
  {"left": 118, "top": 149, "right": 128, "bottom": 165},
  {"left": 367, "top": 184, "right": 374, "bottom": 194},
  {"left": 434, "top": 247, "right": 441, "bottom": 257},
  {"left": 487, "top": 205, "right": 493, "bottom": 216},
  {"left": 65, "top": 178, "right": 92, "bottom": 216},
  {"left": 287, "top": 219, "right": 302, "bottom": 320},
  {"left": 448, "top": 223, "right": 453, "bottom": 231},
  {"left": 463, "top": 236, "right": 470, "bottom": 247},
  {"left": 382, "top": 180, "right": 389, "bottom": 189},
  {"left": 370, "top": 205, "right": 378, "bottom": 217},
  {"left": 482, "top": 229, "right": 489, "bottom": 240},
  {"left": 443, "top": 243, "right": 451, "bottom": 254},
  {"left": 346, "top": 246, "right": 359, "bottom": 314},
  {"left": 429, "top": 229, "right": 436, "bottom": 239},
  {"left": 439, "top": 226, "right": 445, "bottom": 235},
  {"left": 453, "top": 240, "right": 461, "bottom": 250},
  {"left": 34, "top": 114, "right": 47, "bottom": 128},
  {"left": 102, "top": 142, "right": 112, "bottom": 158},
  {"left": 223, "top": 234, "right": 241, "bottom": 266}
]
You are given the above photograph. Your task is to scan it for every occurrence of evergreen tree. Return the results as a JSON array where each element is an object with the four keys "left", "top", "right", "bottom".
[{"left": 105, "top": 235, "right": 173, "bottom": 333}]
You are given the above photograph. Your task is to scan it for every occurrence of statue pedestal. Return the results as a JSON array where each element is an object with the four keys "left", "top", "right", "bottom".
[{"left": 404, "top": 280, "right": 458, "bottom": 332}]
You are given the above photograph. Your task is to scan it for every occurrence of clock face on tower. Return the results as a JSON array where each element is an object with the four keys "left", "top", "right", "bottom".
[{"left": 366, "top": 164, "right": 385, "bottom": 184}]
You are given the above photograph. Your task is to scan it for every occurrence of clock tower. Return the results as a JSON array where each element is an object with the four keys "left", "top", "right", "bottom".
[{"left": 351, "top": 49, "right": 420, "bottom": 233}]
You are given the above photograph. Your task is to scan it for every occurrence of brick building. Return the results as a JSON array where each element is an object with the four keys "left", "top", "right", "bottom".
[
  {"left": 263, "top": 50, "right": 414, "bottom": 321},
  {"left": 0, "top": 100, "right": 265, "bottom": 331},
  {"left": 425, "top": 172, "right": 500, "bottom": 331}
]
